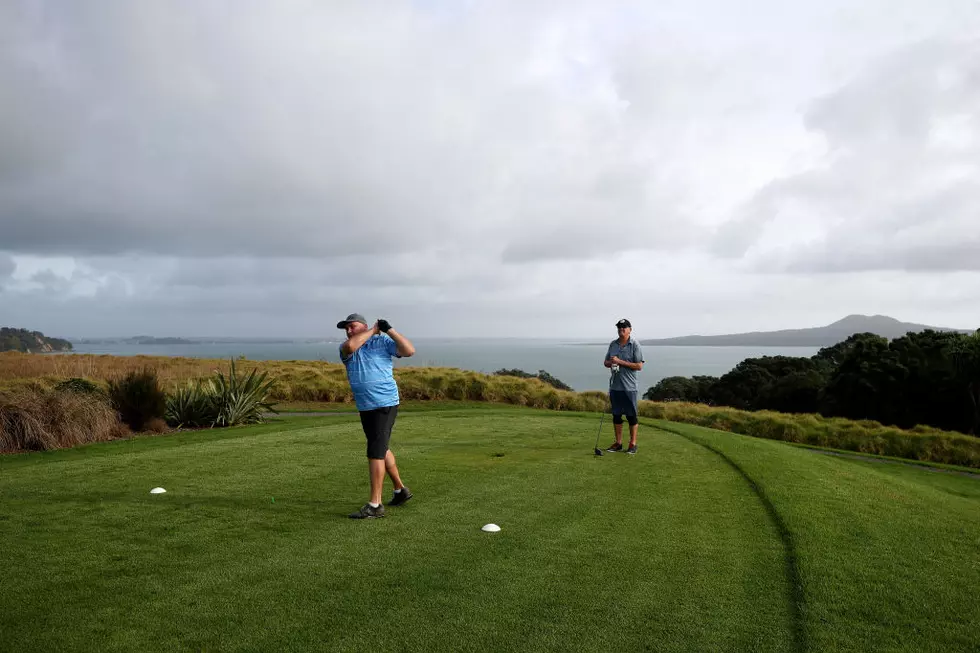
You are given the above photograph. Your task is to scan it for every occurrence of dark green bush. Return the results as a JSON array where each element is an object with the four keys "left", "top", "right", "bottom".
[
  {"left": 108, "top": 367, "right": 167, "bottom": 432},
  {"left": 56, "top": 377, "right": 103, "bottom": 395},
  {"left": 165, "top": 381, "right": 219, "bottom": 428}
]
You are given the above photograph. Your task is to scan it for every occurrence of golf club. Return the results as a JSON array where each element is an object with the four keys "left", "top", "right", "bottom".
[{"left": 593, "top": 411, "right": 605, "bottom": 456}]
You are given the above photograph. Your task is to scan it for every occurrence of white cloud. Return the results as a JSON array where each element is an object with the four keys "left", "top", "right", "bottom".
[{"left": 716, "top": 37, "right": 980, "bottom": 273}]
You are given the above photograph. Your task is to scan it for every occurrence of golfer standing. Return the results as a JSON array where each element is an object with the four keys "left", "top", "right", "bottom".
[
  {"left": 337, "top": 313, "right": 416, "bottom": 519},
  {"left": 604, "top": 318, "right": 645, "bottom": 454}
]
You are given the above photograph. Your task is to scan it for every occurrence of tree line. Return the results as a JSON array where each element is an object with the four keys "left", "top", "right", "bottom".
[
  {"left": 1, "top": 328, "right": 73, "bottom": 353},
  {"left": 644, "top": 329, "right": 980, "bottom": 436}
]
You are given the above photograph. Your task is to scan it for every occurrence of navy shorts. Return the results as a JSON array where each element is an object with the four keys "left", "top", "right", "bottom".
[
  {"left": 359, "top": 405, "right": 398, "bottom": 459},
  {"left": 609, "top": 390, "right": 638, "bottom": 425}
]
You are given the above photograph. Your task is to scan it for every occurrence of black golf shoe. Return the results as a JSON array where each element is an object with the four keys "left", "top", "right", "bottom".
[
  {"left": 606, "top": 442, "right": 623, "bottom": 452},
  {"left": 627, "top": 445, "right": 637, "bottom": 455},
  {"left": 349, "top": 503, "right": 385, "bottom": 519},
  {"left": 389, "top": 487, "right": 413, "bottom": 506}
]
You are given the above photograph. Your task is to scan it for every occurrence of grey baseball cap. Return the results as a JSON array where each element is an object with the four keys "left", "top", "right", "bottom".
[{"left": 336, "top": 313, "right": 368, "bottom": 329}]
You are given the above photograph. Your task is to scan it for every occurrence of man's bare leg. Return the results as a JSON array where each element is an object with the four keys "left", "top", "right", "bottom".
[
  {"left": 368, "top": 458, "right": 385, "bottom": 505},
  {"left": 385, "top": 450, "right": 404, "bottom": 490}
]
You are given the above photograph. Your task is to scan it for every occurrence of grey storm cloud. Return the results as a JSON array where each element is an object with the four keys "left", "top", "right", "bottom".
[
  {"left": 0, "top": 1, "right": 694, "bottom": 263},
  {"left": 0, "top": 253, "right": 15, "bottom": 280},
  {"left": 161, "top": 253, "right": 521, "bottom": 293},
  {"left": 3, "top": 1, "right": 980, "bottom": 338}
]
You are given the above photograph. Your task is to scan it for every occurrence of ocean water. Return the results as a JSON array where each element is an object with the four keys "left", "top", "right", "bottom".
[{"left": 68, "top": 339, "right": 820, "bottom": 393}]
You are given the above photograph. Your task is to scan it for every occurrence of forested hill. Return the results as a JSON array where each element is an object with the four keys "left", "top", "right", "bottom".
[
  {"left": 0, "top": 328, "right": 73, "bottom": 353},
  {"left": 640, "top": 314, "right": 971, "bottom": 347}
]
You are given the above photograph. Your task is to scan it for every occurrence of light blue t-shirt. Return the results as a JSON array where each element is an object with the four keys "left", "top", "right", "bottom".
[{"left": 340, "top": 334, "right": 401, "bottom": 411}]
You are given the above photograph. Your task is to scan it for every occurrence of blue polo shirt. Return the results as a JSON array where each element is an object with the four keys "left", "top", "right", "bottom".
[{"left": 340, "top": 334, "right": 401, "bottom": 411}]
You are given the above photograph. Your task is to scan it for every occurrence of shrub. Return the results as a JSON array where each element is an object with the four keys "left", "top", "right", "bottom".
[
  {"left": 540, "top": 390, "right": 562, "bottom": 410},
  {"left": 108, "top": 367, "right": 167, "bottom": 432},
  {"left": 535, "top": 370, "right": 573, "bottom": 391},
  {"left": 211, "top": 359, "right": 278, "bottom": 427},
  {"left": 466, "top": 377, "right": 488, "bottom": 401},
  {"left": 396, "top": 376, "right": 430, "bottom": 401},
  {"left": 445, "top": 375, "right": 468, "bottom": 400},
  {"left": 166, "top": 380, "right": 219, "bottom": 428},
  {"left": 494, "top": 368, "right": 573, "bottom": 391},
  {"left": 495, "top": 378, "right": 530, "bottom": 406},
  {"left": 423, "top": 374, "right": 448, "bottom": 400},
  {"left": 55, "top": 377, "right": 103, "bottom": 395},
  {"left": 494, "top": 368, "right": 534, "bottom": 379}
]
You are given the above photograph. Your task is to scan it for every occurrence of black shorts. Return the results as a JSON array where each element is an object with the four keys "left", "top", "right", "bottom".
[
  {"left": 359, "top": 405, "right": 399, "bottom": 459},
  {"left": 609, "top": 390, "right": 638, "bottom": 425}
]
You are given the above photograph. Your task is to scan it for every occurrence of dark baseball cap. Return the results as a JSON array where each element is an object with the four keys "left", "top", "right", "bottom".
[
  {"left": 336, "top": 313, "right": 368, "bottom": 329},
  {"left": 616, "top": 318, "right": 632, "bottom": 329}
]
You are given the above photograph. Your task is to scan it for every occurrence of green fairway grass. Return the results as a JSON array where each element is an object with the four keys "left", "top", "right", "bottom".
[{"left": 1, "top": 407, "right": 977, "bottom": 652}]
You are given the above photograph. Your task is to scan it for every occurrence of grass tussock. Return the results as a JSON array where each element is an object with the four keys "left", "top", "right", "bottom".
[{"left": 0, "top": 386, "right": 130, "bottom": 452}]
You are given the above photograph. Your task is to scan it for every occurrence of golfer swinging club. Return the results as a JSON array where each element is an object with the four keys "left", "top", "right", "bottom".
[
  {"left": 337, "top": 313, "right": 416, "bottom": 519},
  {"left": 604, "top": 318, "right": 645, "bottom": 454}
]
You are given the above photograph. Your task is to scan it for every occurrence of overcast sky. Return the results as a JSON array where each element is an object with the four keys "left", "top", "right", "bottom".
[{"left": 2, "top": 1, "right": 979, "bottom": 339}]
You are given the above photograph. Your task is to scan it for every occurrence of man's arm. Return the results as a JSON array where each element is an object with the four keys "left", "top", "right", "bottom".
[
  {"left": 386, "top": 328, "right": 415, "bottom": 357},
  {"left": 610, "top": 355, "right": 643, "bottom": 371},
  {"left": 341, "top": 324, "right": 379, "bottom": 358},
  {"left": 628, "top": 342, "right": 645, "bottom": 372}
]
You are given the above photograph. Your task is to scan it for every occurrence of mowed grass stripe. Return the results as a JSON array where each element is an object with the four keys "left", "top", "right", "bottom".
[
  {"left": 1, "top": 409, "right": 794, "bottom": 652},
  {"left": 655, "top": 422, "right": 808, "bottom": 652},
  {"left": 662, "top": 420, "right": 980, "bottom": 653}
]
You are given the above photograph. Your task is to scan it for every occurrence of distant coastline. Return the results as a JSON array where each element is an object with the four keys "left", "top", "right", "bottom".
[
  {"left": 71, "top": 336, "right": 320, "bottom": 345},
  {"left": 61, "top": 313, "right": 976, "bottom": 350},
  {"left": 639, "top": 314, "right": 972, "bottom": 347}
]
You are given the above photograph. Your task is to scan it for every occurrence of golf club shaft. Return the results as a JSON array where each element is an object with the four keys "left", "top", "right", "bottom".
[{"left": 593, "top": 411, "right": 605, "bottom": 449}]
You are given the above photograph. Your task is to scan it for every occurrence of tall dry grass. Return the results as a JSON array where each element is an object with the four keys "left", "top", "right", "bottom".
[
  {"left": 0, "top": 352, "right": 242, "bottom": 386},
  {"left": 0, "top": 354, "right": 610, "bottom": 410},
  {"left": 0, "top": 386, "right": 130, "bottom": 452},
  {"left": 4, "top": 352, "right": 979, "bottom": 467},
  {"left": 639, "top": 401, "right": 980, "bottom": 469}
]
